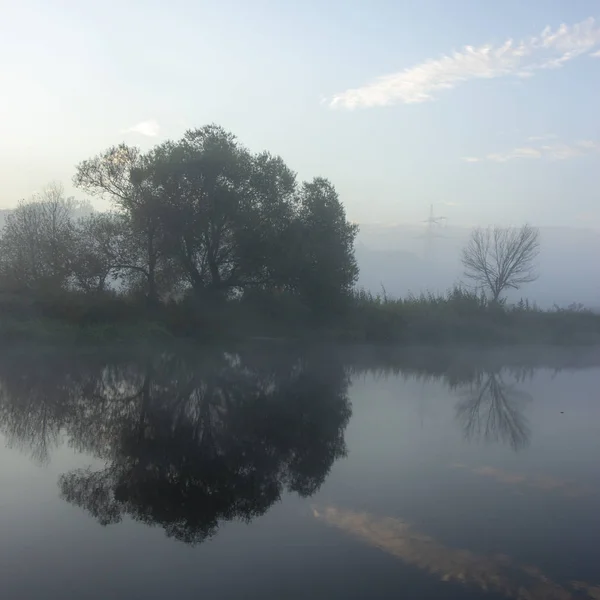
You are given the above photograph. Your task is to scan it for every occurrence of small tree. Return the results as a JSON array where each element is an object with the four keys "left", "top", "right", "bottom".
[
  {"left": 0, "top": 183, "right": 77, "bottom": 294},
  {"left": 461, "top": 224, "right": 540, "bottom": 303}
]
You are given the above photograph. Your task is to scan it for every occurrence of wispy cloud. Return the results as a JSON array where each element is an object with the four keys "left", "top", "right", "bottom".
[
  {"left": 464, "top": 139, "right": 600, "bottom": 163},
  {"left": 486, "top": 147, "right": 543, "bottom": 162},
  {"left": 122, "top": 119, "right": 160, "bottom": 137},
  {"left": 330, "top": 17, "right": 600, "bottom": 109}
]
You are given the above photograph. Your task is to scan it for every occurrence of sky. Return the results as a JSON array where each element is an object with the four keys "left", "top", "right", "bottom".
[{"left": 1, "top": 0, "right": 600, "bottom": 228}]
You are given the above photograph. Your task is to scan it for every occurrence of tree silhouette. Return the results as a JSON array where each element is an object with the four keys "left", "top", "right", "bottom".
[
  {"left": 0, "top": 352, "right": 97, "bottom": 464},
  {"left": 461, "top": 224, "right": 540, "bottom": 303},
  {"left": 69, "top": 125, "right": 359, "bottom": 311},
  {"left": 455, "top": 370, "right": 532, "bottom": 451},
  {"left": 47, "top": 348, "right": 351, "bottom": 544}
]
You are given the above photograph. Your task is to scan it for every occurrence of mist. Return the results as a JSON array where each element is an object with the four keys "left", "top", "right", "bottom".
[
  {"left": 355, "top": 222, "right": 600, "bottom": 310},
  {"left": 2, "top": 203, "right": 597, "bottom": 310}
]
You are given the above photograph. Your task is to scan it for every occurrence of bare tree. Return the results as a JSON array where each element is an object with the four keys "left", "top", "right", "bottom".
[
  {"left": 461, "top": 224, "right": 540, "bottom": 303},
  {"left": 0, "top": 182, "right": 77, "bottom": 294}
]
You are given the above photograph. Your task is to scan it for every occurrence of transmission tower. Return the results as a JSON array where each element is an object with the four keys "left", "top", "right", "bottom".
[{"left": 419, "top": 204, "right": 447, "bottom": 259}]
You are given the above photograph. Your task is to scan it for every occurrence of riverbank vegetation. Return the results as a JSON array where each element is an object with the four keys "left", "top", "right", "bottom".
[
  {"left": 0, "top": 124, "right": 598, "bottom": 345},
  {"left": 1, "top": 284, "right": 599, "bottom": 345}
]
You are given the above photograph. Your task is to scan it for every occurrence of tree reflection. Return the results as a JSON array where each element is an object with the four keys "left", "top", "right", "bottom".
[
  {"left": 455, "top": 371, "right": 531, "bottom": 451},
  {"left": 346, "top": 347, "right": 536, "bottom": 451},
  {"left": 0, "top": 347, "right": 351, "bottom": 544},
  {"left": 0, "top": 352, "right": 102, "bottom": 464}
]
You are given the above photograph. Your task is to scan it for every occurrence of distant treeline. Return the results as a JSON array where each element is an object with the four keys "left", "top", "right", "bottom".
[{"left": 0, "top": 124, "right": 598, "bottom": 345}]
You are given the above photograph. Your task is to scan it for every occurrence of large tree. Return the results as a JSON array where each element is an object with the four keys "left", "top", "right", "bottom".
[
  {"left": 72, "top": 124, "right": 359, "bottom": 310},
  {"left": 461, "top": 224, "right": 540, "bottom": 303},
  {"left": 142, "top": 125, "right": 298, "bottom": 297}
]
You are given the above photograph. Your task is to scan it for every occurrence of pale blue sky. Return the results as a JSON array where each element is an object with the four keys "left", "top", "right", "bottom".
[{"left": 1, "top": 0, "right": 600, "bottom": 227}]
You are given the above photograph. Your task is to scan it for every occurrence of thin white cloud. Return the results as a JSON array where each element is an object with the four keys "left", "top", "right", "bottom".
[
  {"left": 466, "top": 139, "right": 600, "bottom": 163},
  {"left": 330, "top": 17, "right": 600, "bottom": 109},
  {"left": 122, "top": 119, "right": 160, "bottom": 137},
  {"left": 462, "top": 157, "right": 481, "bottom": 163},
  {"left": 488, "top": 147, "right": 543, "bottom": 162}
]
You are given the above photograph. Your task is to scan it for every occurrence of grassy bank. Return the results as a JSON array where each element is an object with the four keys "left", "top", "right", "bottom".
[
  {"left": 342, "top": 287, "right": 600, "bottom": 345},
  {"left": 1, "top": 287, "right": 599, "bottom": 345}
]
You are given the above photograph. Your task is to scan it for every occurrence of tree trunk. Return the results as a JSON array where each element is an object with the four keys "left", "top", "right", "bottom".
[
  {"left": 146, "top": 231, "right": 159, "bottom": 307},
  {"left": 207, "top": 248, "right": 222, "bottom": 291}
]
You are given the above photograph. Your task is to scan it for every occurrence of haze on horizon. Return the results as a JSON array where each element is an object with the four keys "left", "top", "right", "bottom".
[{"left": 2, "top": 0, "right": 600, "bottom": 231}]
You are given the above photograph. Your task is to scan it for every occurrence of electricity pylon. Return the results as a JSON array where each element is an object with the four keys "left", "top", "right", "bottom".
[{"left": 419, "top": 204, "right": 447, "bottom": 259}]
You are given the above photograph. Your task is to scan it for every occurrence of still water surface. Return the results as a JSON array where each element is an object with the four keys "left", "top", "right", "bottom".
[{"left": 0, "top": 345, "right": 599, "bottom": 600}]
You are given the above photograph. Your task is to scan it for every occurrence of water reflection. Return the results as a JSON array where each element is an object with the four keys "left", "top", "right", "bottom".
[
  {"left": 0, "top": 348, "right": 351, "bottom": 544},
  {"left": 0, "top": 353, "right": 93, "bottom": 465},
  {"left": 315, "top": 506, "right": 600, "bottom": 600},
  {"left": 348, "top": 347, "right": 544, "bottom": 450},
  {"left": 0, "top": 344, "right": 597, "bottom": 546},
  {"left": 0, "top": 345, "right": 598, "bottom": 599},
  {"left": 455, "top": 371, "right": 532, "bottom": 451}
]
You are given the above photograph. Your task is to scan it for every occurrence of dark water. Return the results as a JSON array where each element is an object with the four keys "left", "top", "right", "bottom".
[{"left": 0, "top": 345, "right": 599, "bottom": 600}]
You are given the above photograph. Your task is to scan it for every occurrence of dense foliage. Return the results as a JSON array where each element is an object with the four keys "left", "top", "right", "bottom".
[{"left": 0, "top": 125, "right": 358, "bottom": 319}]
